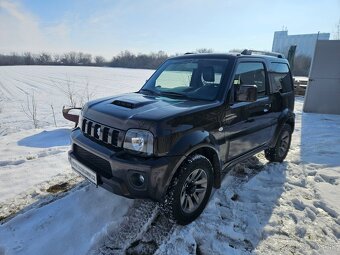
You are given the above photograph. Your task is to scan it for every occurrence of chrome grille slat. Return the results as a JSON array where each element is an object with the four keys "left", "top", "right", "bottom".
[
  {"left": 99, "top": 126, "right": 104, "bottom": 140},
  {"left": 90, "top": 124, "right": 95, "bottom": 137},
  {"left": 108, "top": 128, "right": 113, "bottom": 144},
  {"left": 81, "top": 118, "right": 120, "bottom": 147}
]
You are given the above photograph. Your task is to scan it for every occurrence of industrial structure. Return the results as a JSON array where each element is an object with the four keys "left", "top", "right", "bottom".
[
  {"left": 272, "top": 30, "right": 330, "bottom": 58},
  {"left": 303, "top": 40, "right": 340, "bottom": 115}
]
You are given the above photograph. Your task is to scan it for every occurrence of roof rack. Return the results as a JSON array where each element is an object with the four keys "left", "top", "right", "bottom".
[
  {"left": 184, "top": 52, "right": 194, "bottom": 55},
  {"left": 241, "top": 49, "right": 285, "bottom": 58}
]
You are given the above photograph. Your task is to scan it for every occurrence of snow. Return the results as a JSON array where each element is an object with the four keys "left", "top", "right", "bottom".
[
  {"left": 0, "top": 128, "right": 72, "bottom": 202},
  {"left": 0, "top": 66, "right": 151, "bottom": 255},
  {"left": 0, "top": 65, "right": 152, "bottom": 205},
  {"left": 0, "top": 65, "right": 153, "bottom": 135},
  {"left": 0, "top": 185, "right": 132, "bottom": 255},
  {"left": 157, "top": 98, "right": 340, "bottom": 255},
  {"left": 0, "top": 66, "right": 339, "bottom": 255}
]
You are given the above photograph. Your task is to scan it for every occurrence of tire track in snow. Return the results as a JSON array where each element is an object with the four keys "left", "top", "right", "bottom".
[
  {"left": 89, "top": 157, "right": 264, "bottom": 255},
  {"left": 88, "top": 200, "right": 161, "bottom": 255},
  {"left": 156, "top": 156, "right": 268, "bottom": 254},
  {"left": 0, "top": 148, "right": 66, "bottom": 168},
  {"left": 0, "top": 78, "right": 14, "bottom": 99}
]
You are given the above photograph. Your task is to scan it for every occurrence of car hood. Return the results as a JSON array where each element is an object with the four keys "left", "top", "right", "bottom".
[{"left": 83, "top": 92, "right": 216, "bottom": 131}]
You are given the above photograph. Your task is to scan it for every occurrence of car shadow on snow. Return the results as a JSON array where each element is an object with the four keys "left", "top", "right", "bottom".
[
  {"left": 17, "top": 128, "right": 71, "bottom": 148},
  {"left": 221, "top": 157, "right": 287, "bottom": 251}
]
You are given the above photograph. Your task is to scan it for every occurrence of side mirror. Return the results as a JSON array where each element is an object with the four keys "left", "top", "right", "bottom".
[{"left": 236, "top": 85, "right": 257, "bottom": 102}]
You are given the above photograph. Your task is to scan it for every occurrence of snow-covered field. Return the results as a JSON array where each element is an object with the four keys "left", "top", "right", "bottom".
[{"left": 0, "top": 66, "right": 339, "bottom": 255}]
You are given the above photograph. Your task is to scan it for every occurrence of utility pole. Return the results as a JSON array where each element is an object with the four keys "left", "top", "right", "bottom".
[{"left": 333, "top": 19, "right": 340, "bottom": 40}]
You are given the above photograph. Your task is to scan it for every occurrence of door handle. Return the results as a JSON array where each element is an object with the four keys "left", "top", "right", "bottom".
[
  {"left": 223, "top": 114, "right": 237, "bottom": 123},
  {"left": 264, "top": 103, "right": 271, "bottom": 113}
]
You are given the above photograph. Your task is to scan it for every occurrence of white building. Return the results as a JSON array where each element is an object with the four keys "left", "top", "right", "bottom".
[{"left": 272, "top": 30, "right": 330, "bottom": 58}]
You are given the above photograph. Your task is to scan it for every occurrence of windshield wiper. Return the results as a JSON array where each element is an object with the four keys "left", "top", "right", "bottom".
[
  {"left": 159, "top": 91, "right": 190, "bottom": 99},
  {"left": 139, "top": 88, "right": 160, "bottom": 96}
]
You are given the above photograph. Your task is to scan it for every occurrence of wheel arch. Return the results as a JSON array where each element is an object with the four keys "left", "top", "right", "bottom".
[
  {"left": 163, "top": 143, "right": 222, "bottom": 200},
  {"left": 269, "top": 108, "right": 295, "bottom": 148}
]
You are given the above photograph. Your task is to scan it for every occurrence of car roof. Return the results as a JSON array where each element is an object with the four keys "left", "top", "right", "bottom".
[{"left": 169, "top": 52, "right": 289, "bottom": 65}]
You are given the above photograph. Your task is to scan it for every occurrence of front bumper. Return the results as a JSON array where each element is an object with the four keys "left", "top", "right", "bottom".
[{"left": 69, "top": 128, "right": 181, "bottom": 201}]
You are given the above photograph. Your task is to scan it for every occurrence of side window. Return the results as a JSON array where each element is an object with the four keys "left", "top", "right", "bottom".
[
  {"left": 233, "top": 62, "right": 267, "bottom": 99},
  {"left": 270, "top": 63, "right": 293, "bottom": 93}
]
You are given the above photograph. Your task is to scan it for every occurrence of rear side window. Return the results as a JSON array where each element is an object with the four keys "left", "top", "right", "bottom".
[{"left": 270, "top": 63, "right": 293, "bottom": 93}]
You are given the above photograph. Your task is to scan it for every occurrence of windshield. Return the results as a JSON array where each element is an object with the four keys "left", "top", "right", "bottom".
[{"left": 140, "top": 58, "right": 229, "bottom": 101}]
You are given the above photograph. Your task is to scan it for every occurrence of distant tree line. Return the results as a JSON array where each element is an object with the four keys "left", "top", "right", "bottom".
[
  {"left": 0, "top": 51, "right": 171, "bottom": 69},
  {"left": 0, "top": 52, "right": 96, "bottom": 66},
  {"left": 109, "top": 50, "right": 168, "bottom": 69},
  {"left": 0, "top": 48, "right": 311, "bottom": 75},
  {"left": 0, "top": 49, "right": 215, "bottom": 69}
]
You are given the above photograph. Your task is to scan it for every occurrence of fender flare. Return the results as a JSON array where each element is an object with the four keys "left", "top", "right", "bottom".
[
  {"left": 164, "top": 131, "right": 222, "bottom": 195},
  {"left": 269, "top": 108, "right": 295, "bottom": 147}
]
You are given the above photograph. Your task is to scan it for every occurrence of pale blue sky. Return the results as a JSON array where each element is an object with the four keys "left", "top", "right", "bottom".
[{"left": 0, "top": 0, "right": 339, "bottom": 59}]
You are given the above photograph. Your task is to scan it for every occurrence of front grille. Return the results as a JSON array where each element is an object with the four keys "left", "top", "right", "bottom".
[
  {"left": 81, "top": 118, "right": 120, "bottom": 146},
  {"left": 73, "top": 144, "right": 112, "bottom": 179}
]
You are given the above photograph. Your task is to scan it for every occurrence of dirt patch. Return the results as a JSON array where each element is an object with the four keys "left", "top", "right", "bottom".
[{"left": 46, "top": 182, "right": 70, "bottom": 193}]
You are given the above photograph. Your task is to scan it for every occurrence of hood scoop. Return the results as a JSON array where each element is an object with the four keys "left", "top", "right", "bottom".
[
  {"left": 112, "top": 98, "right": 155, "bottom": 109},
  {"left": 112, "top": 100, "right": 136, "bottom": 108}
]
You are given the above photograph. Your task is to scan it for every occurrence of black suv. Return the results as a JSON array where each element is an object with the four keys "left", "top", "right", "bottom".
[{"left": 68, "top": 51, "right": 295, "bottom": 225}]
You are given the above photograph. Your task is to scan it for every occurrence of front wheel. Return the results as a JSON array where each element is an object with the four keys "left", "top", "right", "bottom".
[
  {"left": 160, "top": 154, "right": 213, "bottom": 225},
  {"left": 265, "top": 124, "right": 292, "bottom": 162}
]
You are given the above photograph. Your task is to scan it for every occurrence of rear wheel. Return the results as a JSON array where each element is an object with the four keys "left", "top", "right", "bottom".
[
  {"left": 265, "top": 124, "right": 292, "bottom": 162},
  {"left": 160, "top": 154, "right": 213, "bottom": 225}
]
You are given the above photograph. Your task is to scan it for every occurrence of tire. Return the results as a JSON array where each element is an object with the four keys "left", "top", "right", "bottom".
[
  {"left": 160, "top": 154, "right": 213, "bottom": 225},
  {"left": 265, "top": 124, "right": 292, "bottom": 162}
]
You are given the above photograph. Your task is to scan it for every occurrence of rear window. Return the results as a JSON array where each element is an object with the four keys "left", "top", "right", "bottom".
[{"left": 270, "top": 63, "right": 293, "bottom": 93}]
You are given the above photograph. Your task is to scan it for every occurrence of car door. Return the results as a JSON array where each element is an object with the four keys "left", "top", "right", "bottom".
[{"left": 224, "top": 61, "right": 276, "bottom": 161}]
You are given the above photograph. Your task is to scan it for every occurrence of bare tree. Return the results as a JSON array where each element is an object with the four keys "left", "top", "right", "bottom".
[
  {"left": 23, "top": 52, "right": 35, "bottom": 65},
  {"left": 37, "top": 53, "right": 52, "bottom": 65},
  {"left": 53, "top": 54, "right": 61, "bottom": 65},
  {"left": 333, "top": 19, "right": 340, "bottom": 40},
  {"left": 78, "top": 52, "right": 92, "bottom": 65},
  {"left": 63, "top": 78, "right": 78, "bottom": 107},
  {"left": 228, "top": 49, "right": 243, "bottom": 53},
  {"left": 53, "top": 76, "right": 78, "bottom": 107},
  {"left": 94, "top": 56, "right": 105, "bottom": 66},
  {"left": 84, "top": 80, "right": 95, "bottom": 102},
  {"left": 79, "top": 79, "right": 96, "bottom": 106},
  {"left": 196, "top": 48, "right": 214, "bottom": 53},
  {"left": 51, "top": 105, "right": 57, "bottom": 127},
  {"left": 21, "top": 92, "right": 38, "bottom": 128}
]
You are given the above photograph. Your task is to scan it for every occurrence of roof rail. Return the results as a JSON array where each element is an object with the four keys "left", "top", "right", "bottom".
[
  {"left": 184, "top": 52, "right": 194, "bottom": 55},
  {"left": 241, "top": 49, "right": 285, "bottom": 58}
]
